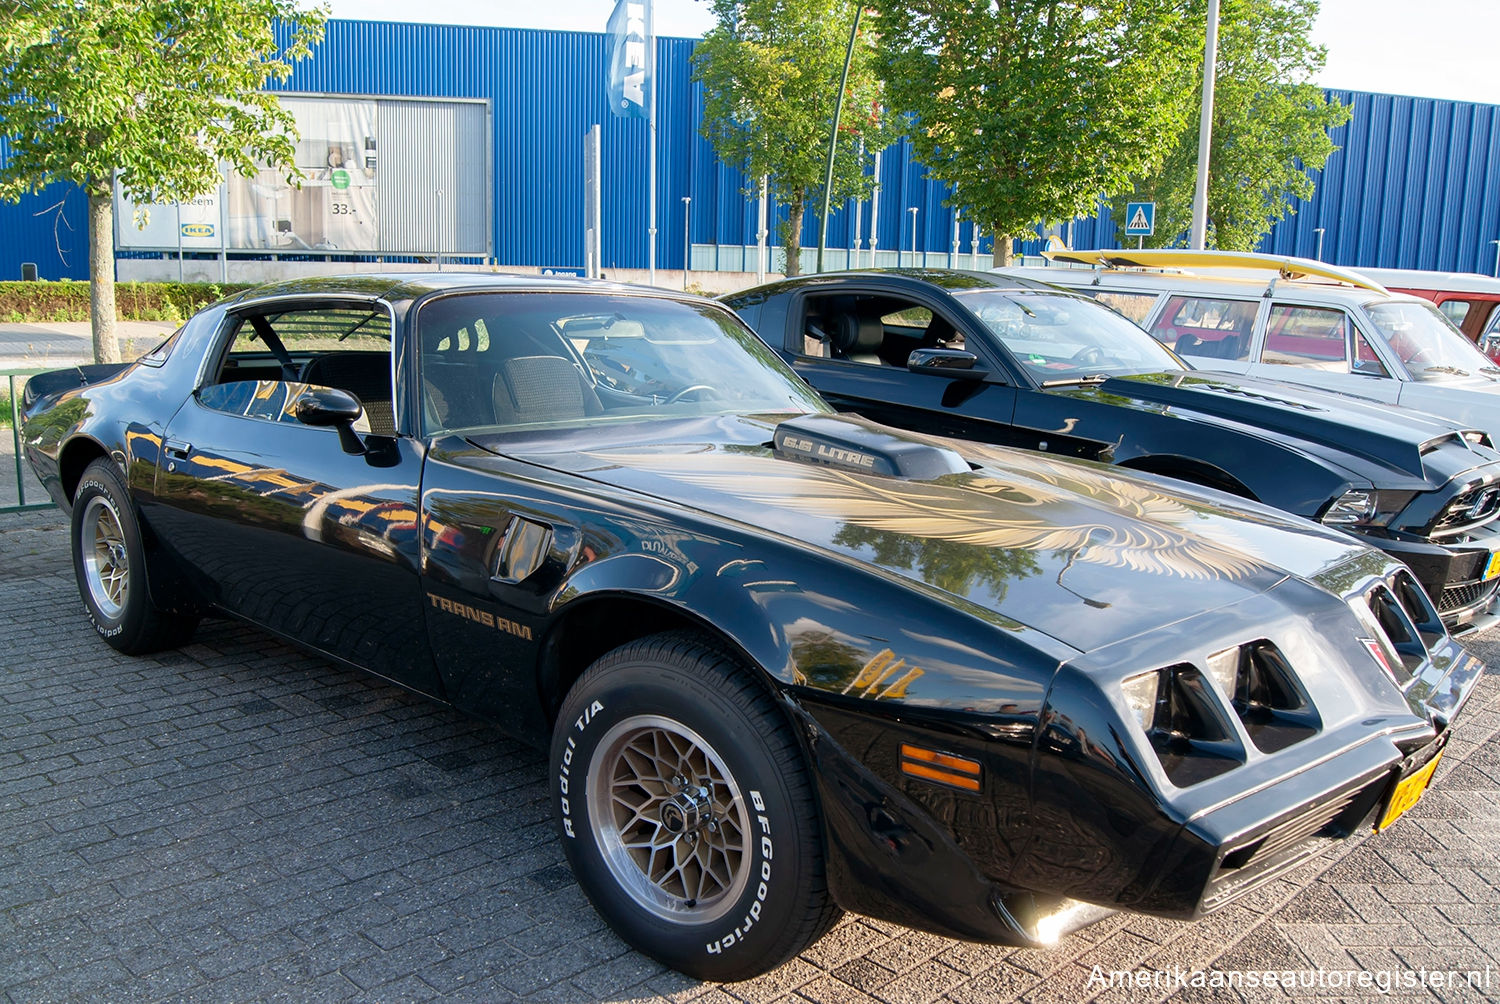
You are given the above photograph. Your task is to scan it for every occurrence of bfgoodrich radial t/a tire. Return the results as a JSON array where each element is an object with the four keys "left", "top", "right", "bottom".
[
  {"left": 71, "top": 459, "right": 197, "bottom": 655},
  {"left": 551, "top": 632, "right": 839, "bottom": 981}
]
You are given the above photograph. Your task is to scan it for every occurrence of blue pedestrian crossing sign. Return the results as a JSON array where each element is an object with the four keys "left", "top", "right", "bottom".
[{"left": 1125, "top": 202, "right": 1156, "bottom": 236}]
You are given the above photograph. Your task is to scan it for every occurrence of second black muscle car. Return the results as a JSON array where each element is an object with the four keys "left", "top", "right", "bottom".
[
  {"left": 20, "top": 274, "right": 1485, "bottom": 981},
  {"left": 725, "top": 270, "right": 1500, "bottom": 631}
]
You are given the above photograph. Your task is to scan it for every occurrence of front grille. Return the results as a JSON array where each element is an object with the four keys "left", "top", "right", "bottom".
[
  {"left": 1431, "top": 483, "right": 1500, "bottom": 536},
  {"left": 1204, "top": 777, "right": 1385, "bottom": 912},
  {"left": 1438, "top": 577, "right": 1500, "bottom": 613}
]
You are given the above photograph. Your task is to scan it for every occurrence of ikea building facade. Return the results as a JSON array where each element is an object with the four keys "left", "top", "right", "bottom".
[{"left": 3, "top": 17, "right": 1500, "bottom": 282}]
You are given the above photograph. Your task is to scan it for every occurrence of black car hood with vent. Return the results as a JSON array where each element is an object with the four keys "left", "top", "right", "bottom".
[
  {"left": 1094, "top": 372, "right": 1488, "bottom": 480},
  {"left": 474, "top": 412, "right": 1374, "bottom": 652}
]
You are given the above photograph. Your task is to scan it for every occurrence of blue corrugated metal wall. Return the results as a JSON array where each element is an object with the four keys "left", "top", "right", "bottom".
[
  {"left": 0, "top": 136, "right": 92, "bottom": 282},
  {"left": 4, "top": 19, "right": 1499, "bottom": 280}
]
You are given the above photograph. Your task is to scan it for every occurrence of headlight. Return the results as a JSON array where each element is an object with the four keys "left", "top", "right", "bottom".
[
  {"left": 1320, "top": 489, "right": 1416, "bottom": 528},
  {"left": 1321, "top": 489, "right": 1374, "bottom": 526},
  {"left": 1204, "top": 646, "right": 1241, "bottom": 701},
  {"left": 1120, "top": 671, "right": 1161, "bottom": 730},
  {"left": 1117, "top": 666, "right": 1242, "bottom": 786}
]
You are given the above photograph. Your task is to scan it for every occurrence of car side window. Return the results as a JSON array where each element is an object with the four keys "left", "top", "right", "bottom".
[
  {"left": 1438, "top": 300, "right": 1471, "bottom": 327},
  {"left": 200, "top": 305, "right": 394, "bottom": 435},
  {"left": 1352, "top": 327, "right": 1390, "bottom": 377},
  {"left": 1263, "top": 305, "right": 1350, "bottom": 371},
  {"left": 1086, "top": 291, "right": 1158, "bottom": 326},
  {"left": 798, "top": 293, "right": 959, "bottom": 366},
  {"left": 1147, "top": 295, "right": 1255, "bottom": 361}
]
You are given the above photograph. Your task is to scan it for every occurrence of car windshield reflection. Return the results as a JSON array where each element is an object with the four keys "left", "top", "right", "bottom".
[
  {"left": 954, "top": 290, "right": 1186, "bottom": 382},
  {"left": 418, "top": 293, "right": 827, "bottom": 434},
  {"left": 1365, "top": 301, "right": 1500, "bottom": 382}
]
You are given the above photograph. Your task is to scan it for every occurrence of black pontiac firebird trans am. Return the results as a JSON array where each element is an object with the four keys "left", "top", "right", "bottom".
[
  {"left": 21, "top": 274, "right": 1483, "bottom": 981},
  {"left": 725, "top": 269, "right": 1500, "bottom": 632}
]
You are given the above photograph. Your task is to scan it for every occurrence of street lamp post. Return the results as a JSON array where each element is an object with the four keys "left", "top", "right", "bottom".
[
  {"left": 1314, "top": 227, "right": 1326, "bottom": 261},
  {"left": 681, "top": 196, "right": 691, "bottom": 290},
  {"left": 908, "top": 207, "right": 918, "bottom": 268},
  {"left": 1189, "top": 0, "right": 1220, "bottom": 250}
]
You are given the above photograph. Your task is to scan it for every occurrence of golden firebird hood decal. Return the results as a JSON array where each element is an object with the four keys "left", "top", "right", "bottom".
[{"left": 584, "top": 447, "right": 1265, "bottom": 581}]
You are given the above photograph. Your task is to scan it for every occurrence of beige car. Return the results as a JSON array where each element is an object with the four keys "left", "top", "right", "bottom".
[{"left": 997, "top": 249, "right": 1500, "bottom": 440}]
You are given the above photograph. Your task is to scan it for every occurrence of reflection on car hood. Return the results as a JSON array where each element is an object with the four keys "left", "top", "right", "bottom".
[
  {"left": 1092, "top": 371, "right": 1495, "bottom": 479},
  {"left": 486, "top": 414, "right": 1372, "bottom": 652}
]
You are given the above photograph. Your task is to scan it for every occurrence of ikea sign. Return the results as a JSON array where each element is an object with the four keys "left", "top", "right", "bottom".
[{"left": 180, "top": 223, "right": 215, "bottom": 238}]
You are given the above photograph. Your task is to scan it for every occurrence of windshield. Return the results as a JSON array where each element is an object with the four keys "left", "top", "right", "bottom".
[
  {"left": 1366, "top": 300, "right": 1500, "bottom": 382},
  {"left": 955, "top": 289, "right": 1185, "bottom": 381},
  {"left": 417, "top": 292, "right": 827, "bottom": 434}
]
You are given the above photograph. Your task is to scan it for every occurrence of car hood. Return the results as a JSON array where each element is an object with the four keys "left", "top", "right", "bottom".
[
  {"left": 1082, "top": 371, "right": 1494, "bottom": 480},
  {"left": 1397, "top": 379, "right": 1500, "bottom": 436},
  {"left": 480, "top": 413, "right": 1373, "bottom": 652}
]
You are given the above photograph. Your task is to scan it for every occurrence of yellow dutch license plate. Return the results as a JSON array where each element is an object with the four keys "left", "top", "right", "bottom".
[
  {"left": 1377, "top": 751, "right": 1444, "bottom": 831},
  {"left": 1484, "top": 552, "right": 1500, "bottom": 581}
]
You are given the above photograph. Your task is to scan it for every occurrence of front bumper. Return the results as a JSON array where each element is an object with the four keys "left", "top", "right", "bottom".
[{"left": 788, "top": 566, "right": 1486, "bottom": 946}]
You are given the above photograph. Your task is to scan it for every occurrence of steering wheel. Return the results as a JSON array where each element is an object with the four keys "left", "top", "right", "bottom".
[
  {"left": 662, "top": 384, "right": 719, "bottom": 405},
  {"left": 1070, "top": 345, "right": 1104, "bottom": 366}
]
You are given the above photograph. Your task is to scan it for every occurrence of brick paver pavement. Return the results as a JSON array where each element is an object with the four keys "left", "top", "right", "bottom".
[{"left": 3, "top": 507, "right": 1499, "bottom": 1002}]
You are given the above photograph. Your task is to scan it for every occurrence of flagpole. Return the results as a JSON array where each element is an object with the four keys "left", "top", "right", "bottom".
[{"left": 647, "top": 0, "right": 657, "bottom": 285}]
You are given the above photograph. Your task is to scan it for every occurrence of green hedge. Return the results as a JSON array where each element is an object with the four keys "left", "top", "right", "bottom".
[{"left": 0, "top": 280, "right": 257, "bottom": 324}]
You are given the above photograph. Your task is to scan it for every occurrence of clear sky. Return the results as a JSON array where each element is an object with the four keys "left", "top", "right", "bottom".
[{"left": 325, "top": 0, "right": 1500, "bottom": 107}]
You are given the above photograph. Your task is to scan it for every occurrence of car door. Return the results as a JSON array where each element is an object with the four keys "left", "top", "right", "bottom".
[
  {"left": 149, "top": 298, "right": 439, "bottom": 696},
  {"left": 1243, "top": 302, "right": 1401, "bottom": 403},
  {"left": 769, "top": 287, "right": 1021, "bottom": 443}
]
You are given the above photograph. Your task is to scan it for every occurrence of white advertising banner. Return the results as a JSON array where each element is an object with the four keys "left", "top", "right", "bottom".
[
  {"left": 115, "top": 190, "right": 225, "bottom": 250},
  {"left": 226, "top": 98, "right": 379, "bottom": 252},
  {"left": 114, "top": 93, "right": 487, "bottom": 257}
]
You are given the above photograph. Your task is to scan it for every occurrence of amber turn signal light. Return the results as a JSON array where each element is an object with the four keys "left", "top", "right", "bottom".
[{"left": 900, "top": 743, "right": 981, "bottom": 792}]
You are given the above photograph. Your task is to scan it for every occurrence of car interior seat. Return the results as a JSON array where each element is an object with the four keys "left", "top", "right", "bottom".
[
  {"left": 830, "top": 312, "right": 886, "bottom": 364},
  {"left": 299, "top": 353, "right": 395, "bottom": 435},
  {"left": 495, "top": 355, "right": 603, "bottom": 425},
  {"left": 921, "top": 315, "right": 955, "bottom": 348}
]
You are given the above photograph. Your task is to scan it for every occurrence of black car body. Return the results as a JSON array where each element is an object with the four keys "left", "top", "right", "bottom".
[
  {"left": 21, "top": 274, "right": 1483, "bottom": 980},
  {"left": 725, "top": 270, "right": 1500, "bottom": 630}
]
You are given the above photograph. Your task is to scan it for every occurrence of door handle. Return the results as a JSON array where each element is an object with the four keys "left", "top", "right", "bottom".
[{"left": 164, "top": 439, "right": 193, "bottom": 459}]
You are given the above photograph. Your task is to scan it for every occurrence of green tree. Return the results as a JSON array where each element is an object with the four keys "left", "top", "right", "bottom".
[
  {"left": 1111, "top": 0, "right": 1350, "bottom": 250},
  {"left": 0, "top": 0, "right": 323, "bottom": 363},
  {"left": 875, "top": 0, "right": 1200, "bottom": 265},
  {"left": 693, "top": 0, "right": 894, "bottom": 276}
]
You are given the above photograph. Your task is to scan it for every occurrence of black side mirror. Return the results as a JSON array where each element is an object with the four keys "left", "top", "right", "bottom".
[
  {"left": 293, "top": 387, "right": 367, "bottom": 454},
  {"left": 908, "top": 347, "right": 989, "bottom": 381}
]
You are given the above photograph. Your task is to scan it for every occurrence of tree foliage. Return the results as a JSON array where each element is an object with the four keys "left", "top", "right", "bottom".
[
  {"left": 693, "top": 0, "right": 895, "bottom": 275},
  {"left": 1111, "top": 0, "right": 1349, "bottom": 251},
  {"left": 0, "top": 0, "right": 323, "bottom": 361},
  {"left": 875, "top": 0, "right": 1200, "bottom": 264}
]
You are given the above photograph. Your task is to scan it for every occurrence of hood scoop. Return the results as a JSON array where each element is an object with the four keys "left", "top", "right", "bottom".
[{"left": 772, "top": 414, "right": 970, "bottom": 480}]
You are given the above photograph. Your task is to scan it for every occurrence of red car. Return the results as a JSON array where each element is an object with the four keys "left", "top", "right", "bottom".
[{"left": 1359, "top": 268, "right": 1500, "bottom": 363}]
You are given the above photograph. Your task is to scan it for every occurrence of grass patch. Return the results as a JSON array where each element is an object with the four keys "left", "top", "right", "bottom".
[{"left": 0, "top": 280, "right": 256, "bottom": 324}]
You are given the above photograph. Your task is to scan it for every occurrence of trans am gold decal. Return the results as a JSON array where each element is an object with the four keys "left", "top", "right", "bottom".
[
  {"left": 588, "top": 449, "right": 1263, "bottom": 581},
  {"left": 427, "top": 591, "right": 534, "bottom": 640}
]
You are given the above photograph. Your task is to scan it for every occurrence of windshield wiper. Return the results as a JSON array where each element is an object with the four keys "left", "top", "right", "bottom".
[{"left": 1040, "top": 373, "right": 1110, "bottom": 388}]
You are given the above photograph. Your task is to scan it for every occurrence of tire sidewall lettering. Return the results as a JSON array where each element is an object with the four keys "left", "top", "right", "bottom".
[
  {"left": 557, "top": 699, "right": 603, "bottom": 839},
  {"left": 74, "top": 474, "right": 130, "bottom": 636},
  {"left": 556, "top": 686, "right": 783, "bottom": 958},
  {"left": 704, "top": 787, "right": 774, "bottom": 957}
]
